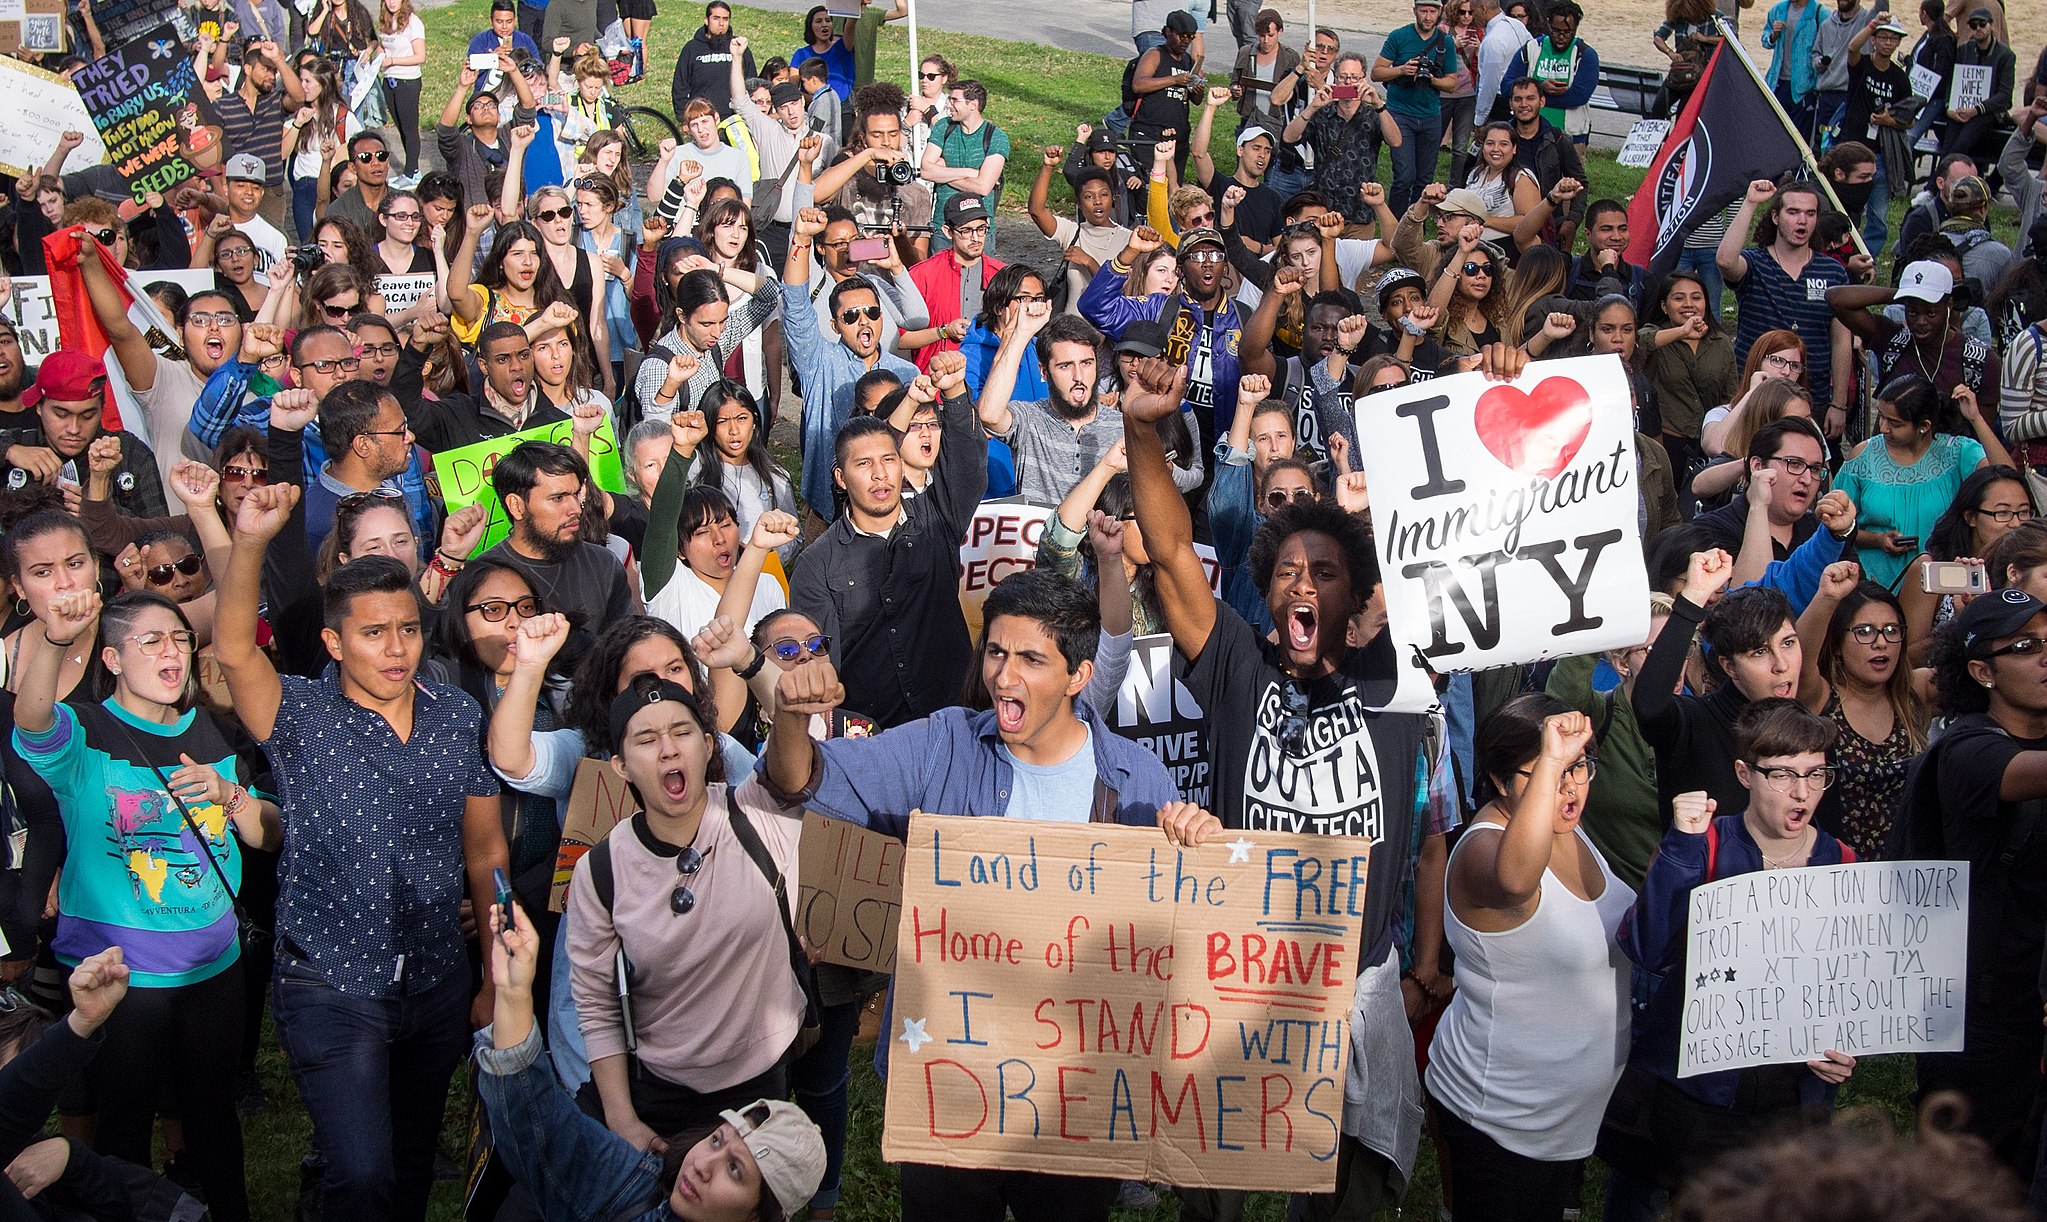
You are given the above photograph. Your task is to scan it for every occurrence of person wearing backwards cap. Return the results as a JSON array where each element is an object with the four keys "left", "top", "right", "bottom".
[
  {"left": 1827, "top": 257, "right": 2001, "bottom": 417},
  {"left": 478, "top": 862, "right": 827, "bottom": 1221},
  {"left": 1938, "top": 171, "right": 2018, "bottom": 291},
  {"left": 0, "top": 351, "right": 168, "bottom": 519},
  {"left": 1184, "top": 87, "right": 1286, "bottom": 251},
  {"left": 1937, "top": 7, "right": 2016, "bottom": 178},
  {"left": 1905, "top": 587, "right": 2047, "bottom": 1169}
]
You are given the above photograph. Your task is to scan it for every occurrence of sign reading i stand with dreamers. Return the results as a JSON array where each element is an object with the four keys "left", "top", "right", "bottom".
[
  {"left": 72, "top": 24, "right": 200, "bottom": 204},
  {"left": 1679, "top": 861, "right": 1969, "bottom": 1077},
  {"left": 1349, "top": 354, "right": 1650, "bottom": 710},
  {"left": 882, "top": 816, "right": 1367, "bottom": 1193}
]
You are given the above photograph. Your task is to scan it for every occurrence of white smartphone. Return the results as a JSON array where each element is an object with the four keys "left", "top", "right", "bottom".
[{"left": 468, "top": 51, "right": 497, "bottom": 71}]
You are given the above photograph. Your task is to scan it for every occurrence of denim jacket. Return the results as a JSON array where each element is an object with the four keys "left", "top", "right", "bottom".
[
  {"left": 473, "top": 1022, "right": 672, "bottom": 1222},
  {"left": 1761, "top": 0, "right": 1826, "bottom": 103}
]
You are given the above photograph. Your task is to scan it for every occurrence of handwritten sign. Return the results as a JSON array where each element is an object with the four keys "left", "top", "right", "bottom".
[
  {"left": 1908, "top": 62, "right": 1941, "bottom": 101},
  {"left": 1616, "top": 119, "right": 1671, "bottom": 169},
  {"left": 882, "top": 815, "right": 1365, "bottom": 1191},
  {"left": 1679, "top": 860, "right": 1969, "bottom": 1077},
  {"left": 431, "top": 416, "right": 630, "bottom": 556},
  {"left": 1109, "top": 634, "right": 1211, "bottom": 808},
  {"left": 550, "top": 758, "right": 639, "bottom": 912},
  {"left": 0, "top": 0, "right": 64, "bottom": 55},
  {"left": 376, "top": 273, "right": 439, "bottom": 313},
  {"left": 795, "top": 813, "right": 905, "bottom": 972},
  {"left": 89, "top": 0, "right": 184, "bottom": 48},
  {"left": 0, "top": 269, "right": 214, "bottom": 364},
  {"left": 1949, "top": 64, "right": 1992, "bottom": 111},
  {"left": 0, "top": 56, "right": 107, "bottom": 179},
  {"left": 1351, "top": 355, "right": 1649, "bottom": 710},
  {"left": 958, "top": 499, "right": 1221, "bottom": 639},
  {"left": 72, "top": 24, "right": 200, "bottom": 204}
]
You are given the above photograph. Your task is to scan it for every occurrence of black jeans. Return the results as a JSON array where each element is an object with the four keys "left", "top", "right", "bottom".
[
  {"left": 385, "top": 77, "right": 424, "bottom": 175},
  {"left": 87, "top": 959, "right": 248, "bottom": 1222},
  {"left": 271, "top": 960, "right": 470, "bottom": 1222},
  {"left": 1431, "top": 1093, "right": 1586, "bottom": 1222},
  {"left": 896, "top": 1164, "right": 1120, "bottom": 1222}
]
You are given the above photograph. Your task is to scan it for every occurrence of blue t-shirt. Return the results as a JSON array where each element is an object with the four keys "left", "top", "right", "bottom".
[
  {"left": 790, "top": 40, "right": 855, "bottom": 100},
  {"left": 999, "top": 725, "right": 1100, "bottom": 821},
  {"left": 15, "top": 700, "right": 250, "bottom": 987},
  {"left": 1731, "top": 246, "right": 1850, "bottom": 410},
  {"left": 1379, "top": 24, "right": 1457, "bottom": 118}
]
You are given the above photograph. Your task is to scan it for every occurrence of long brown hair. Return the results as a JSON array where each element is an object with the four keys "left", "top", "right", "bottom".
[
  {"left": 1819, "top": 583, "right": 1929, "bottom": 752},
  {"left": 377, "top": 0, "right": 415, "bottom": 33}
]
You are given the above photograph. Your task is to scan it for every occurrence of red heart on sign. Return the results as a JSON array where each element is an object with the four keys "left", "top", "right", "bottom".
[{"left": 1472, "top": 376, "right": 1594, "bottom": 479}]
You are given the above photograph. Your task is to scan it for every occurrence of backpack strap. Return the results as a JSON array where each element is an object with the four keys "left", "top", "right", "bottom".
[
  {"left": 1703, "top": 819, "right": 1721, "bottom": 882},
  {"left": 588, "top": 835, "right": 615, "bottom": 914},
  {"left": 724, "top": 806, "right": 823, "bottom": 1028}
]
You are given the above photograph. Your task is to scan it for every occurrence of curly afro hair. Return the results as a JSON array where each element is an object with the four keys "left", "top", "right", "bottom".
[{"left": 1247, "top": 498, "right": 1379, "bottom": 611}]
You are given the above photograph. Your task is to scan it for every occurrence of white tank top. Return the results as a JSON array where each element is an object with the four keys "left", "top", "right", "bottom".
[{"left": 1425, "top": 821, "right": 1634, "bottom": 1161}]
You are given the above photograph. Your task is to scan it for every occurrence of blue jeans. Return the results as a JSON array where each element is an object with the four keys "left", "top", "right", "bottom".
[
  {"left": 291, "top": 176, "right": 319, "bottom": 244},
  {"left": 790, "top": 998, "right": 864, "bottom": 1209},
  {"left": 1389, "top": 109, "right": 1443, "bottom": 217},
  {"left": 1812, "top": 88, "right": 1847, "bottom": 147},
  {"left": 1676, "top": 244, "right": 1727, "bottom": 320},
  {"left": 1863, "top": 151, "right": 1895, "bottom": 255},
  {"left": 1774, "top": 79, "right": 1815, "bottom": 150},
  {"left": 272, "top": 961, "right": 471, "bottom": 1222},
  {"left": 1264, "top": 163, "right": 1313, "bottom": 202}
]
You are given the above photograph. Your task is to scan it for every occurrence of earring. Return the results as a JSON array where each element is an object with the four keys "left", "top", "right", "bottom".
[{"left": 11, "top": 598, "right": 25, "bottom": 618}]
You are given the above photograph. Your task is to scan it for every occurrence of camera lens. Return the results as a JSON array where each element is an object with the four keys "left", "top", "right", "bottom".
[{"left": 882, "top": 160, "right": 915, "bottom": 186}]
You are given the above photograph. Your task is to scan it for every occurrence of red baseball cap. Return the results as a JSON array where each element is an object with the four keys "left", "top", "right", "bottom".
[{"left": 22, "top": 350, "right": 108, "bottom": 409}]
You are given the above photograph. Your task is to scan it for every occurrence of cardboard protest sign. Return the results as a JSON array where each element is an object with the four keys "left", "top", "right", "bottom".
[
  {"left": 795, "top": 813, "right": 905, "bottom": 972},
  {"left": 72, "top": 25, "right": 200, "bottom": 204},
  {"left": 1351, "top": 354, "right": 1650, "bottom": 711},
  {"left": 0, "top": 269, "right": 213, "bottom": 364},
  {"left": 0, "top": 56, "right": 106, "bottom": 181},
  {"left": 431, "top": 416, "right": 630, "bottom": 556},
  {"left": 549, "top": 758, "right": 640, "bottom": 911},
  {"left": 1679, "top": 861, "right": 1968, "bottom": 1077},
  {"left": 376, "top": 273, "right": 439, "bottom": 313},
  {"left": 1108, "top": 634, "right": 1211, "bottom": 808},
  {"left": 883, "top": 815, "right": 1366, "bottom": 1192},
  {"left": 959, "top": 499, "right": 1221, "bottom": 638}
]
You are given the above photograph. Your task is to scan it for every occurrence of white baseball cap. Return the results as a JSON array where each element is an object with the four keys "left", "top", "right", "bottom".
[{"left": 1894, "top": 260, "right": 1955, "bottom": 304}]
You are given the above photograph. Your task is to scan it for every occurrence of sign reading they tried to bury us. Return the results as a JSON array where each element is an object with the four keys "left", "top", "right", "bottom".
[{"left": 883, "top": 816, "right": 1367, "bottom": 1193}]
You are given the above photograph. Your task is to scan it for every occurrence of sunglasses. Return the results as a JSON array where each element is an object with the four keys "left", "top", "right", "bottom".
[
  {"left": 146, "top": 554, "right": 204, "bottom": 585},
  {"left": 1277, "top": 678, "right": 1312, "bottom": 757},
  {"left": 532, "top": 205, "right": 574, "bottom": 222},
  {"left": 221, "top": 463, "right": 269, "bottom": 485},
  {"left": 338, "top": 488, "right": 405, "bottom": 510},
  {"left": 1461, "top": 261, "right": 1494, "bottom": 277},
  {"left": 464, "top": 595, "right": 541, "bottom": 622},
  {"left": 838, "top": 305, "right": 884, "bottom": 324},
  {"left": 1265, "top": 487, "right": 1316, "bottom": 509},
  {"left": 671, "top": 844, "right": 704, "bottom": 914},
  {"left": 920, "top": 70, "right": 946, "bottom": 79},
  {"left": 90, "top": 227, "right": 119, "bottom": 247},
  {"left": 355, "top": 149, "right": 390, "bottom": 163},
  {"left": 322, "top": 301, "right": 361, "bottom": 319},
  {"left": 1967, "top": 17, "right": 1989, "bottom": 26},
  {"left": 768, "top": 634, "right": 830, "bottom": 662}
]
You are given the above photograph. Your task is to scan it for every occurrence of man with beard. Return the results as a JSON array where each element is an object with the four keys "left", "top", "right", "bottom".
[
  {"left": 480, "top": 441, "right": 634, "bottom": 633},
  {"left": 976, "top": 305, "right": 1120, "bottom": 505},
  {"left": 788, "top": 352, "right": 987, "bottom": 728},
  {"left": 1719, "top": 178, "right": 1855, "bottom": 417},
  {"left": 0, "top": 352, "right": 167, "bottom": 518},
  {"left": 674, "top": 0, "right": 754, "bottom": 120},
  {"left": 410, "top": 322, "right": 565, "bottom": 452},
  {"left": 1501, "top": 76, "right": 1588, "bottom": 247},
  {"left": 1079, "top": 226, "right": 1244, "bottom": 473},
  {"left": 0, "top": 320, "right": 28, "bottom": 434}
]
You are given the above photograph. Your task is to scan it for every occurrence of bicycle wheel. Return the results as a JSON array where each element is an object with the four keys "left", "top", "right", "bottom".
[{"left": 616, "top": 105, "right": 681, "bottom": 165}]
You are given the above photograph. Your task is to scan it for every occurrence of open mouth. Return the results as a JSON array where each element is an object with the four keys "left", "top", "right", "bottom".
[
  {"left": 994, "top": 696, "right": 1026, "bottom": 733},
  {"left": 1772, "top": 680, "right": 1797, "bottom": 698},
  {"left": 660, "top": 768, "right": 689, "bottom": 802},
  {"left": 1784, "top": 805, "right": 1811, "bottom": 831},
  {"left": 713, "top": 549, "right": 733, "bottom": 571},
  {"left": 867, "top": 483, "right": 892, "bottom": 502},
  {"left": 203, "top": 337, "right": 225, "bottom": 360},
  {"left": 159, "top": 665, "right": 185, "bottom": 688},
  {"left": 1286, "top": 603, "right": 1318, "bottom": 653},
  {"left": 380, "top": 666, "right": 410, "bottom": 683},
  {"left": 1866, "top": 653, "right": 1893, "bottom": 672}
]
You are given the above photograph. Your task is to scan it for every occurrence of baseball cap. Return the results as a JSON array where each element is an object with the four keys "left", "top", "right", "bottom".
[
  {"left": 1893, "top": 260, "right": 1955, "bottom": 303},
  {"left": 1870, "top": 14, "right": 1906, "bottom": 34},
  {"left": 224, "top": 153, "right": 267, "bottom": 183},
  {"left": 1413, "top": 0, "right": 1442, "bottom": 8},
  {"left": 1959, "top": 588, "right": 2047, "bottom": 658},
  {"left": 943, "top": 194, "right": 990, "bottom": 228},
  {"left": 1164, "top": 9, "right": 1198, "bottom": 34},
  {"left": 1235, "top": 124, "right": 1276, "bottom": 150},
  {"left": 1436, "top": 187, "right": 1489, "bottom": 219},
  {"left": 1085, "top": 130, "right": 1117, "bottom": 153},
  {"left": 769, "top": 80, "right": 805, "bottom": 108},
  {"left": 1376, "top": 266, "right": 1426, "bottom": 311},
  {"left": 1177, "top": 227, "right": 1226, "bottom": 257},
  {"left": 1945, "top": 173, "right": 1990, "bottom": 210},
  {"left": 606, "top": 676, "right": 710, "bottom": 756},
  {"left": 22, "top": 350, "right": 107, "bottom": 408},
  {"left": 719, "top": 1100, "right": 827, "bottom": 1217},
  {"left": 1115, "top": 317, "right": 1171, "bottom": 358},
  {"left": 1966, "top": 6, "right": 1994, "bottom": 23}
]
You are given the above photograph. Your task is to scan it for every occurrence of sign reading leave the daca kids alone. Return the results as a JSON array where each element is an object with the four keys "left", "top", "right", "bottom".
[
  {"left": 432, "top": 417, "right": 630, "bottom": 556},
  {"left": 72, "top": 25, "right": 200, "bottom": 204},
  {"left": 883, "top": 815, "right": 1367, "bottom": 1192},
  {"left": 1350, "top": 354, "right": 1650, "bottom": 711},
  {"left": 1679, "top": 861, "right": 1969, "bottom": 1077}
]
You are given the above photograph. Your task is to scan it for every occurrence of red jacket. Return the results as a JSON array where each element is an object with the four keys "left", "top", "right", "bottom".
[{"left": 907, "top": 249, "right": 1005, "bottom": 371}]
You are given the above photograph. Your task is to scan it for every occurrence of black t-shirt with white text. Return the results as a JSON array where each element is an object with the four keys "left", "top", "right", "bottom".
[{"left": 1843, "top": 57, "right": 1910, "bottom": 146}]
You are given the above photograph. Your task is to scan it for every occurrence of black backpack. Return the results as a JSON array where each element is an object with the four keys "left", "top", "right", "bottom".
[{"left": 1886, "top": 717, "right": 2046, "bottom": 864}]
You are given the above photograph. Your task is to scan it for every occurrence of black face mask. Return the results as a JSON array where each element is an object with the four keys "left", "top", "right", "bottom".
[{"left": 1834, "top": 178, "right": 1875, "bottom": 218}]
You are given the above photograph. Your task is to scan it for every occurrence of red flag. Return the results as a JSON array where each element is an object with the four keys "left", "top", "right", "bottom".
[{"left": 43, "top": 226, "right": 179, "bottom": 436}]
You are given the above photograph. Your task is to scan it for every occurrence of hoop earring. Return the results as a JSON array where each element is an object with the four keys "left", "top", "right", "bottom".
[{"left": 11, "top": 598, "right": 26, "bottom": 618}]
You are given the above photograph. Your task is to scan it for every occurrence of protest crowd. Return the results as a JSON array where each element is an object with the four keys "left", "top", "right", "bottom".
[{"left": 1, "top": 0, "right": 2047, "bottom": 1216}]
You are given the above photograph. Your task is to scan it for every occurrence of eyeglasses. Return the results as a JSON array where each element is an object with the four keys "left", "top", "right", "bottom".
[
  {"left": 296, "top": 354, "right": 363, "bottom": 374},
  {"left": 819, "top": 237, "right": 855, "bottom": 250},
  {"left": 1764, "top": 454, "right": 1825, "bottom": 480},
  {"left": 321, "top": 301, "right": 361, "bottom": 319},
  {"left": 670, "top": 844, "right": 704, "bottom": 915},
  {"left": 464, "top": 595, "right": 541, "bottom": 622},
  {"left": 1845, "top": 622, "right": 1904, "bottom": 644},
  {"left": 217, "top": 246, "right": 253, "bottom": 260},
  {"left": 532, "top": 205, "right": 574, "bottom": 222},
  {"left": 221, "top": 463, "right": 269, "bottom": 485},
  {"left": 123, "top": 629, "right": 198, "bottom": 656},
  {"left": 1461, "top": 261, "right": 1494, "bottom": 277},
  {"left": 187, "top": 311, "right": 239, "bottom": 329},
  {"left": 1762, "top": 352, "right": 1804, "bottom": 374},
  {"left": 1987, "top": 636, "right": 2047, "bottom": 659},
  {"left": 1184, "top": 249, "right": 1226, "bottom": 264},
  {"left": 1752, "top": 763, "right": 1834, "bottom": 793},
  {"left": 1013, "top": 293, "right": 1050, "bottom": 304},
  {"left": 1515, "top": 755, "right": 1599, "bottom": 790},
  {"left": 1277, "top": 679, "right": 1312, "bottom": 757},
  {"left": 951, "top": 223, "right": 991, "bottom": 238},
  {"left": 145, "top": 554, "right": 205, "bottom": 585},
  {"left": 382, "top": 209, "right": 421, "bottom": 221},
  {"left": 356, "top": 341, "right": 401, "bottom": 358},
  {"left": 838, "top": 305, "right": 884, "bottom": 324},
  {"left": 920, "top": 70, "right": 946, "bottom": 79},
  {"left": 903, "top": 418, "right": 940, "bottom": 433},
  {"left": 90, "top": 227, "right": 119, "bottom": 248},
  {"left": 258, "top": 353, "right": 289, "bottom": 373},
  {"left": 339, "top": 489, "right": 405, "bottom": 511},
  {"left": 1976, "top": 507, "right": 2034, "bottom": 524},
  {"left": 1265, "top": 487, "right": 1315, "bottom": 509},
  {"left": 768, "top": 633, "right": 831, "bottom": 662}
]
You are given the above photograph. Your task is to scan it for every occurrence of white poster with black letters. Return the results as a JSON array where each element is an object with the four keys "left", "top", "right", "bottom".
[{"left": 1350, "top": 355, "right": 1650, "bottom": 711}]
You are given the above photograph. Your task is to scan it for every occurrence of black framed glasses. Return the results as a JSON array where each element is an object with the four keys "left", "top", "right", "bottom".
[
  {"left": 295, "top": 354, "right": 363, "bottom": 375},
  {"left": 1515, "top": 755, "right": 1598, "bottom": 790},
  {"left": 381, "top": 209, "right": 422, "bottom": 222},
  {"left": 355, "top": 149, "right": 390, "bottom": 163},
  {"left": 670, "top": 845, "right": 704, "bottom": 914},
  {"left": 1763, "top": 454, "right": 1825, "bottom": 480},
  {"left": 145, "top": 554, "right": 204, "bottom": 585},
  {"left": 1277, "top": 679, "right": 1312, "bottom": 757},
  {"left": 356, "top": 341, "right": 401, "bottom": 358},
  {"left": 1976, "top": 507, "right": 2034, "bottom": 524},
  {"left": 768, "top": 634, "right": 830, "bottom": 662},
  {"left": 464, "top": 596, "right": 541, "bottom": 622},
  {"left": 1847, "top": 623, "right": 1903, "bottom": 643},
  {"left": 837, "top": 305, "right": 884, "bottom": 324}
]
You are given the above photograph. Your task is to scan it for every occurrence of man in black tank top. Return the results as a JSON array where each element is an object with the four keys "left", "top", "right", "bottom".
[{"left": 1131, "top": 10, "right": 1203, "bottom": 180}]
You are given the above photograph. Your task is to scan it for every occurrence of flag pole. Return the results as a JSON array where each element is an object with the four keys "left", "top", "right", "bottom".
[
  {"left": 1711, "top": 16, "right": 1871, "bottom": 261},
  {"left": 906, "top": 0, "right": 920, "bottom": 94}
]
